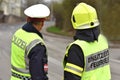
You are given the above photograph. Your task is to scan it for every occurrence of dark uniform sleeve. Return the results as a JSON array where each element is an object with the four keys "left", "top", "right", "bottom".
[
  {"left": 28, "top": 43, "right": 48, "bottom": 80},
  {"left": 64, "top": 44, "right": 84, "bottom": 80}
]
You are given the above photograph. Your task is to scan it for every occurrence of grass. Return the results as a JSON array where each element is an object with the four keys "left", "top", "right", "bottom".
[{"left": 46, "top": 26, "right": 74, "bottom": 37}]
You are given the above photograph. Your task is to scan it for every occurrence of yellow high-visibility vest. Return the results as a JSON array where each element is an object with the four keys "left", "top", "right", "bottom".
[
  {"left": 64, "top": 34, "right": 111, "bottom": 80},
  {"left": 11, "top": 28, "right": 45, "bottom": 80}
]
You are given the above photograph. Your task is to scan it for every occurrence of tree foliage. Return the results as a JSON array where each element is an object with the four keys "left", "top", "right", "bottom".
[
  {"left": 97, "top": 0, "right": 120, "bottom": 40},
  {"left": 53, "top": 2, "right": 64, "bottom": 29},
  {"left": 27, "top": 0, "right": 44, "bottom": 7},
  {"left": 53, "top": 0, "right": 120, "bottom": 40}
]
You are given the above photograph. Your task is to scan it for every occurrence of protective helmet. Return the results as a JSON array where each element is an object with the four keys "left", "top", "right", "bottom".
[
  {"left": 71, "top": 2, "right": 99, "bottom": 29},
  {"left": 24, "top": 4, "right": 50, "bottom": 18}
]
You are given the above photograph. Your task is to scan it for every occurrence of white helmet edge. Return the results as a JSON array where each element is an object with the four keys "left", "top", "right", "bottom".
[{"left": 24, "top": 4, "right": 50, "bottom": 18}]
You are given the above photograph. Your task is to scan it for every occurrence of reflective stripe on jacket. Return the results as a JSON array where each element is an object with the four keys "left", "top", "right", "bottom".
[
  {"left": 11, "top": 28, "right": 45, "bottom": 80},
  {"left": 63, "top": 34, "right": 111, "bottom": 80}
]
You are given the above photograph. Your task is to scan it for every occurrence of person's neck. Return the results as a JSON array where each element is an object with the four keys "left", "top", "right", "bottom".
[{"left": 33, "top": 24, "right": 42, "bottom": 31}]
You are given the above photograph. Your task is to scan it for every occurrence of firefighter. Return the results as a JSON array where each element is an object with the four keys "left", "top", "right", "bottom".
[
  {"left": 10, "top": 4, "right": 50, "bottom": 80},
  {"left": 63, "top": 2, "right": 111, "bottom": 80}
]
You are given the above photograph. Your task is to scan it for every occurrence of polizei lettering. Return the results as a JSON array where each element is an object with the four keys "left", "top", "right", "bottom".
[
  {"left": 86, "top": 49, "right": 109, "bottom": 71},
  {"left": 12, "top": 35, "right": 27, "bottom": 50}
]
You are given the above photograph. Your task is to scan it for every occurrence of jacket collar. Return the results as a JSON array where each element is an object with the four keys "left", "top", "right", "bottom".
[
  {"left": 74, "top": 26, "right": 100, "bottom": 42},
  {"left": 22, "top": 22, "right": 43, "bottom": 38}
]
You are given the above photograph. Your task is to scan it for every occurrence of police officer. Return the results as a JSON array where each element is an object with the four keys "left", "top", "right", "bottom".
[
  {"left": 11, "top": 4, "right": 50, "bottom": 80},
  {"left": 63, "top": 2, "right": 111, "bottom": 80}
]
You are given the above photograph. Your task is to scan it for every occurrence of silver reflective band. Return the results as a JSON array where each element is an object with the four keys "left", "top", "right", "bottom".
[
  {"left": 85, "top": 49, "right": 109, "bottom": 71},
  {"left": 24, "top": 39, "right": 42, "bottom": 70},
  {"left": 12, "top": 65, "right": 29, "bottom": 74},
  {"left": 65, "top": 65, "right": 83, "bottom": 73},
  {"left": 25, "top": 39, "right": 42, "bottom": 55},
  {"left": 77, "top": 20, "right": 99, "bottom": 29}
]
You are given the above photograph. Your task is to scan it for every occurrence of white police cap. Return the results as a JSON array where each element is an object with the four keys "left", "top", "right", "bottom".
[{"left": 24, "top": 4, "right": 50, "bottom": 18}]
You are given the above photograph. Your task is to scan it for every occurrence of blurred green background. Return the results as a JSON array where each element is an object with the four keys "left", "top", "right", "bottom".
[{"left": 51, "top": 0, "right": 120, "bottom": 41}]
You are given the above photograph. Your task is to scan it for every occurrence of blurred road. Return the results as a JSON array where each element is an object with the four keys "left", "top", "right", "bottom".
[{"left": 0, "top": 21, "right": 120, "bottom": 80}]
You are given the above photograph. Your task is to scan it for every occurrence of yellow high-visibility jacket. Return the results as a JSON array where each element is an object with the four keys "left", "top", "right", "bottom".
[
  {"left": 64, "top": 34, "right": 111, "bottom": 80},
  {"left": 11, "top": 28, "right": 45, "bottom": 80}
]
